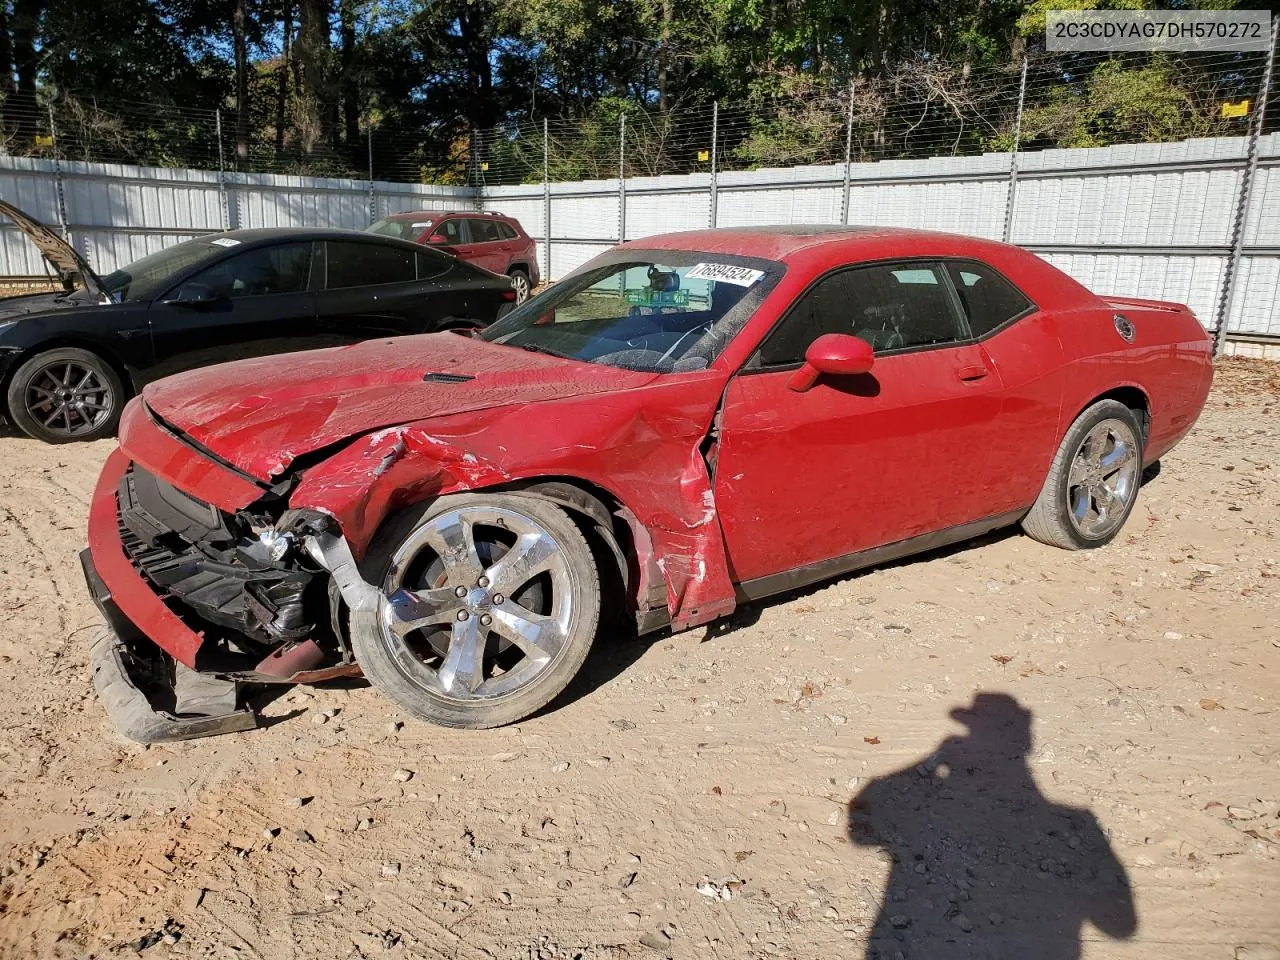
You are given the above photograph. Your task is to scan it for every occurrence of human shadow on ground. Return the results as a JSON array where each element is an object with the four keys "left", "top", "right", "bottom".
[{"left": 847, "top": 693, "right": 1137, "bottom": 960}]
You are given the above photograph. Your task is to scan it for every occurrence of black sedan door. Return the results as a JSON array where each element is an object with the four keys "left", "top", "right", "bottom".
[
  {"left": 145, "top": 240, "right": 318, "bottom": 381},
  {"left": 316, "top": 238, "right": 510, "bottom": 338}
]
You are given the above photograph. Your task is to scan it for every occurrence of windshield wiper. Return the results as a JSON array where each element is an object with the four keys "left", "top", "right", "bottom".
[{"left": 519, "top": 343, "right": 578, "bottom": 361}]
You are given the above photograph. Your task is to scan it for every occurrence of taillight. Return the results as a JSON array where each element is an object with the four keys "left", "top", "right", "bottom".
[{"left": 500, "top": 289, "right": 517, "bottom": 301}]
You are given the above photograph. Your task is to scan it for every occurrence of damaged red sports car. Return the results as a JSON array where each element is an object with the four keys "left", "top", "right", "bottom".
[{"left": 81, "top": 226, "right": 1213, "bottom": 741}]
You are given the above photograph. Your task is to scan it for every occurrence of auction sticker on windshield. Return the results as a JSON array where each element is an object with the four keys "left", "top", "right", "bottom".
[{"left": 686, "top": 262, "right": 764, "bottom": 286}]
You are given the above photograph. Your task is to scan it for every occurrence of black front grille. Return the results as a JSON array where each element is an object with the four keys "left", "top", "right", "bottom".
[
  {"left": 116, "top": 466, "right": 315, "bottom": 644},
  {"left": 118, "top": 465, "right": 231, "bottom": 549}
]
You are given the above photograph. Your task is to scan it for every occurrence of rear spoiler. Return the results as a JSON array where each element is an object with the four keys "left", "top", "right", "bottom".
[{"left": 1104, "top": 296, "right": 1192, "bottom": 315}]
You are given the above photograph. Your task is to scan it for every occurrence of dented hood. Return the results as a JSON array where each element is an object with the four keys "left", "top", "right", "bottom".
[{"left": 142, "top": 333, "right": 659, "bottom": 481}]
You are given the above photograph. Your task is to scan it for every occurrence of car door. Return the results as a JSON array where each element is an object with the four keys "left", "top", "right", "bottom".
[
  {"left": 315, "top": 238, "right": 474, "bottom": 339},
  {"left": 711, "top": 260, "right": 1007, "bottom": 585},
  {"left": 145, "top": 240, "right": 317, "bottom": 381},
  {"left": 428, "top": 218, "right": 468, "bottom": 258},
  {"left": 465, "top": 217, "right": 509, "bottom": 273},
  {"left": 942, "top": 259, "right": 1065, "bottom": 517}
]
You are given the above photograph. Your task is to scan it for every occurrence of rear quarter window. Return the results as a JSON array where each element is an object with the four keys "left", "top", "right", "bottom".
[{"left": 945, "top": 260, "right": 1035, "bottom": 337}]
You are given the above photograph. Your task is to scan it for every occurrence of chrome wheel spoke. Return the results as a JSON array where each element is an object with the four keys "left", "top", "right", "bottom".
[
  {"left": 383, "top": 586, "right": 459, "bottom": 639},
  {"left": 437, "top": 616, "right": 486, "bottom": 694},
  {"left": 486, "top": 529, "right": 558, "bottom": 596},
  {"left": 419, "top": 511, "right": 484, "bottom": 586},
  {"left": 1069, "top": 485, "right": 1091, "bottom": 522},
  {"left": 1068, "top": 456, "right": 1090, "bottom": 487},
  {"left": 1099, "top": 439, "right": 1134, "bottom": 475},
  {"left": 489, "top": 604, "right": 565, "bottom": 662}
]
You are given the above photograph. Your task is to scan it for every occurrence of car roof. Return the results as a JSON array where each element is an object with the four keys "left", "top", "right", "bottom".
[
  {"left": 381, "top": 210, "right": 512, "bottom": 222},
  {"left": 620, "top": 225, "right": 1017, "bottom": 264},
  {"left": 206, "top": 227, "right": 427, "bottom": 244}
]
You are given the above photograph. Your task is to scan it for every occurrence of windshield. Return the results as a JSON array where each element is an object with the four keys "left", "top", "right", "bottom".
[
  {"left": 102, "top": 236, "right": 241, "bottom": 302},
  {"left": 368, "top": 217, "right": 432, "bottom": 241},
  {"left": 480, "top": 251, "right": 783, "bottom": 373}
]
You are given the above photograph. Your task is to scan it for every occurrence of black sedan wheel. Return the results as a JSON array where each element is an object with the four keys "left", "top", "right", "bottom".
[{"left": 6, "top": 347, "right": 124, "bottom": 443}]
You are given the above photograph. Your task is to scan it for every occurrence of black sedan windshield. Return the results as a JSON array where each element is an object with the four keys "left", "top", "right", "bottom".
[
  {"left": 102, "top": 237, "right": 239, "bottom": 301},
  {"left": 480, "top": 251, "right": 783, "bottom": 373}
]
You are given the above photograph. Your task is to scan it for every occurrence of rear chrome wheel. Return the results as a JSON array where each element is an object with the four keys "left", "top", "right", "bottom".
[
  {"left": 1065, "top": 419, "right": 1140, "bottom": 541},
  {"left": 7, "top": 347, "right": 123, "bottom": 443},
  {"left": 509, "top": 269, "right": 531, "bottom": 303},
  {"left": 351, "top": 494, "right": 600, "bottom": 728},
  {"left": 1022, "top": 399, "right": 1144, "bottom": 550}
]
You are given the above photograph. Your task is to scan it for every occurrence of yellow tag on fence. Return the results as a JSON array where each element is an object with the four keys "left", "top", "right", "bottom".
[
  {"left": 697, "top": 150, "right": 710, "bottom": 162},
  {"left": 34, "top": 134, "right": 55, "bottom": 148},
  {"left": 1221, "top": 100, "right": 1250, "bottom": 118}
]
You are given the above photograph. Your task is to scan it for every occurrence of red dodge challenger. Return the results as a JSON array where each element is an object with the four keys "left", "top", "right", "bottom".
[{"left": 81, "top": 226, "right": 1213, "bottom": 740}]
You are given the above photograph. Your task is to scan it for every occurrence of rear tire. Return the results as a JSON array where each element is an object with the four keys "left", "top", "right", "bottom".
[
  {"left": 6, "top": 346, "right": 124, "bottom": 444},
  {"left": 508, "top": 269, "right": 531, "bottom": 303},
  {"left": 1022, "top": 399, "right": 1143, "bottom": 550},
  {"left": 350, "top": 493, "right": 601, "bottom": 728}
]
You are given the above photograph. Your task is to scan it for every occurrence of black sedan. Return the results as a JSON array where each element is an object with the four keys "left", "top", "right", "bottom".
[{"left": 0, "top": 200, "right": 517, "bottom": 443}]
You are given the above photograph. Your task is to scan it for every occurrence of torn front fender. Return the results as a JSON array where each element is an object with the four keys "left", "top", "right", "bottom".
[{"left": 287, "top": 374, "right": 738, "bottom": 632}]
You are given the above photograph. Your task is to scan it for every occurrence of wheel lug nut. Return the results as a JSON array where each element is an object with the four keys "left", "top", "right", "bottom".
[
  {"left": 456, "top": 609, "right": 469, "bottom": 621},
  {"left": 480, "top": 614, "right": 492, "bottom": 626},
  {"left": 454, "top": 586, "right": 467, "bottom": 598},
  {"left": 477, "top": 576, "right": 490, "bottom": 588},
  {"left": 492, "top": 594, "right": 504, "bottom": 604}
]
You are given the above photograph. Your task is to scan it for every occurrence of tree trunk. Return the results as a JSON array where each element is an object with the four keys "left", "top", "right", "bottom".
[
  {"left": 296, "top": 0, "right": 331, "bottom": 154},
  {"left": 0, "top": 2, "right": 14, "bottom": 142},
  {"left": 233, "top": 0, "right": 250, "bottom": 162},
  {"left": 658, "top": 0, "right": 671, "bottom": 113},
  {"left": 11, "top": 0, "right": 40, "bottom": 150},
  {"left": 340, "top": 0, "right": 358, "bottom": 152},
  {"left": 276, "top": 1, "right": 292, "bottom": 163}
]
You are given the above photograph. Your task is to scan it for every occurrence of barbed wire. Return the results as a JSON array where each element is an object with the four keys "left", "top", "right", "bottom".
[{"left": 0, "top": 49, "right": 1271, "bottom": 190}]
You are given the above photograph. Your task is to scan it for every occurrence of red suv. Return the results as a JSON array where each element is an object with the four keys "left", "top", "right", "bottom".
[{"left": 369, "top": 211, "right": 540, "bottom": 302}]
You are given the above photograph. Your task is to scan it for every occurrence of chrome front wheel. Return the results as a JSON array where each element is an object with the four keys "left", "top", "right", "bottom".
[{"left": 351, "top": 494, "right": 601, "bottom": 728}]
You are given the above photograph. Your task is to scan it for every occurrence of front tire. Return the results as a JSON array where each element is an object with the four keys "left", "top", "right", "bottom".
[
  {"left": 350, "top": 493, "right": 601, "bottom": 728},
  {"left": 1022, "top": 399, "right": 1143, "bottom": 550},
  {"left": 6, "top": 347, "right": 124, "bottom": 443}
]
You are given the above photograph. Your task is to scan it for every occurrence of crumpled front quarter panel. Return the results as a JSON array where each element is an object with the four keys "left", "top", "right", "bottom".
[{"left": 289, "top": 372, "right": 738, "bottom": 631}]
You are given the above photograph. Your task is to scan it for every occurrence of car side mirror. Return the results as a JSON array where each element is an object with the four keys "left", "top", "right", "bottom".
[
  {"left": 427, "top": 233, "right": 448, "bottom": 245},
  {"left": 788, "top": 333, "right": 875, "bottom": 392},
  {"left": 162, "top": 281, "right": 219, "bottom": 308}
]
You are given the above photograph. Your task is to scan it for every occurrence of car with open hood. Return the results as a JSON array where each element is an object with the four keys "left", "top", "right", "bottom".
[
  {"left": 0, "top": 200, "right": 516, "bottom": 443},
  {"left": 79, "top": 225, "right": 1213, "bottom": 741}
]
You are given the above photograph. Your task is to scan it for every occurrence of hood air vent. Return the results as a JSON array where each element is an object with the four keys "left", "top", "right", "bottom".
[{"left": 422, "top": 371, "right": 475, "bottom": 384}]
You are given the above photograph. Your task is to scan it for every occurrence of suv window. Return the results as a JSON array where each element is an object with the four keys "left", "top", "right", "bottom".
[
  {"left": 430, "top": 220, "right": 463, "bottom": 246},
  {"left": 469, "top": 218, "right": 503, "bottom": 243},
  {"left": 495, "top": 221, "right": 518, "bottom": 240},
  {"left": 945, "top": 260, "right": 1034, "bottom": 337},
  {"left": 190, "top": 242, "right": 312, "bottom": 298},
  {"left": 325, "top": 241, "right": 416, "bottom": 289},
  {"left": 758, "top": 261, "right": 965, "bottom": 365}
]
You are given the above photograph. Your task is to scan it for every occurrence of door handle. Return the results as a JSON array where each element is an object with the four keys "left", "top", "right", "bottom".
[{"left": 957, "top": 364, "right": 989, "bottom": 382}]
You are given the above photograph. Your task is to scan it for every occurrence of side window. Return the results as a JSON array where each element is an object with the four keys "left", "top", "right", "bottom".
[
  {"left": 469, "top": 218, "right": 503, "bottom": 243},
  {"left": 496, "top": 221, "right": 518, "bottom": 240},
  {"left": 758, "top": 262, "right": 965, "bottom": 366},
  {"left": 190, "top": 243, "right": 311, "bottom": 298},
  {"left": 416, "top": 250, "right": 451, "bottom": 281},
  {"left": 430, "top": 220, "right": 464, "bottom": 246},
  {"left": 325, "top": 241, "right": 417, "bottom": 289},
  {"left": 945, "top": 260, "right": 1034, "bottom": 337}
]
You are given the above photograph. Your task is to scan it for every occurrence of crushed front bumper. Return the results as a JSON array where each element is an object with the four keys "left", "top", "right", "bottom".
[
  {"left": 83, "top": 448, "right": 268, "bottom": 741},
  {"left": 88, "top": 627, "right": 256, "bottom": 743}
]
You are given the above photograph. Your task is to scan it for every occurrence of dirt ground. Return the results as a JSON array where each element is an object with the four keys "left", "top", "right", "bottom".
[{"left": 1, "top": 360, "right": 1277, "bottom": 960}]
